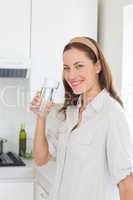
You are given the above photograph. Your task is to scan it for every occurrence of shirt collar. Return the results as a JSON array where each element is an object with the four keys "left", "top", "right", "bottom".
[{"left": 77, "top": 88, "right": 110, "bottom": 113}]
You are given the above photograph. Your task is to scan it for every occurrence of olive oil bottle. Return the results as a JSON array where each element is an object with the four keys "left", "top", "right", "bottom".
[{"left": 19, "top": 123, "right": 27, "bottom": 157}]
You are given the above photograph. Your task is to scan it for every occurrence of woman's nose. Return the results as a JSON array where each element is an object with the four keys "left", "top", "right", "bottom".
[{"left": 68, "top": 69, "right": 77, "bottom": 79}]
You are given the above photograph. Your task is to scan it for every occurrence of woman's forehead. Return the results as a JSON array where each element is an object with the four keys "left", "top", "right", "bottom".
[{"left": 63, "top": 48, "right": 90, "bottom": 62}]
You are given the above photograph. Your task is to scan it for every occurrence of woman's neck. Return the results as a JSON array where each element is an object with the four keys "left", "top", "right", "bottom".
[{"left": 82, "top": 86, "right": 102, "bottom": 107}]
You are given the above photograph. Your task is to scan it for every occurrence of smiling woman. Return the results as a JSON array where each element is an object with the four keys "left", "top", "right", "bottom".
[
  {"left": 31, "top": 36, "right": 133, "bottom": 200},
  {"left": 63, "top": 48, "right": 101, "bottom": 95},
  {"left": 60, "top": 36, "right": 123, "bottom": 126}
]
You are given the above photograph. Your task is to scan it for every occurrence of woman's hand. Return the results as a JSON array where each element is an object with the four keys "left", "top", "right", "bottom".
[{"left": 30, "top": 90, "right": 54, "bottom": 120}]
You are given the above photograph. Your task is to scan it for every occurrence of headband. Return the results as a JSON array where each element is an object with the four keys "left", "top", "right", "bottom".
[{"left": 69, "top": 37, "right": 98, "bottom": 59}]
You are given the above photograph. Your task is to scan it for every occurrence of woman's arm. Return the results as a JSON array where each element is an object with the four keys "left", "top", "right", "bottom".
[
  {"left": 33, "top": 117, "right": 52, "bottom": 166},
  {"left": 30, "top": 90, "right": 54, "bottom": 166},
  {"left": 118, "top": 175, "right": 133, "bottom": 200}
]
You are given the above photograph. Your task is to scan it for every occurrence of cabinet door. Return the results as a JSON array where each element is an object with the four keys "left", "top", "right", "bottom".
[
  {"left": 35, "top": 183, "right": 49, "bottom": 200},
  {"left": 0, "top": 0, "right": 31, "bottom": 59},
  {"left": 30, "top": 0, "right": 97, "bottom": 99},
  {"left": 0, "top": 182, "right": 34, "bottom": 200}
]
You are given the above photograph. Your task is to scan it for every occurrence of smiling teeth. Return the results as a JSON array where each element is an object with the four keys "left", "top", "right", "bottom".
[{"left": 71, "top": 81, "right": 82, "bottom": 86}]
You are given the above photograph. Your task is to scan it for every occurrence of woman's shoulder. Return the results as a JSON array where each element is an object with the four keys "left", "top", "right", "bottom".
[{"left": 107, "top": 95, "right": 126, "bottom": 121}]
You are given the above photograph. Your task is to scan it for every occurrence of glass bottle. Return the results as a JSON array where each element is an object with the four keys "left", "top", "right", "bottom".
[{"left": 19, "top": 123, "right": 27, "bottom": 157}]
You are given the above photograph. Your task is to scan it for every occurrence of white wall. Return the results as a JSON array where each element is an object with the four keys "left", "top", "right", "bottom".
[
  {"left": 98, "top": 0, "right": 133, "bottom": 92},
  {"left": 0, "top": 79, "right": 36, "bottom": 153}
]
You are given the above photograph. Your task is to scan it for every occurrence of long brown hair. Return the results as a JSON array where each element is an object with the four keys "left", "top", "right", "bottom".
[{"left": 59, "top": 37, "right": 123, "bottom": 119}]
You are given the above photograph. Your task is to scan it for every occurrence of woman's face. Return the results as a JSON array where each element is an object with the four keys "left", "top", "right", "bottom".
[{"left": 63, "top": 48, "right": 101, "bottom": 95}]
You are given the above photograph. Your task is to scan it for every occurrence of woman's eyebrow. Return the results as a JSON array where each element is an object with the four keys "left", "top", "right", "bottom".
[
  {"left": 63, "top": 61, "right": 84, "bottom": 66},
  {"left": 73, "top": 61, "right": 84, "bottom": 65},
  {"left": 63, "top": 64, "right": 69, "bottom": 67}
]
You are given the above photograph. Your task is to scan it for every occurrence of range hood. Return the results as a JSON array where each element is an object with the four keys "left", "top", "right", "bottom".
[{"left": 0, "top": 59, "right": 31, "bottom": 78}]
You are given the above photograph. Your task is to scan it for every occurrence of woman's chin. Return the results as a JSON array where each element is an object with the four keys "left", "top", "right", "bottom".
[
  {"left": 72, "top": 85, "right": 89, "bottom": 94},
  {"left": 72, "top": 88, "right": 84, "bottom": 95}
]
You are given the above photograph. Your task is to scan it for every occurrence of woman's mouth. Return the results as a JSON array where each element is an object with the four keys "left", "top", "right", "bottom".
[{"left": 69, "top": 80, "right": 84, "bottom": 88}]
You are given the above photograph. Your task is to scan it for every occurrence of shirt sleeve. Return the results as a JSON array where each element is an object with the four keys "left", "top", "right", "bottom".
[
  {"left": 106, "top": 105, "right": 133, "bottom": 185},
  {"left": 45, "top": 104, "right": 63, "bottom": 159}
]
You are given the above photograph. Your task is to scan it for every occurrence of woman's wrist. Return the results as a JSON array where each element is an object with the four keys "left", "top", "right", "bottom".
[{"left": 36, "top": 114, "right": 46, "bottom": 123}]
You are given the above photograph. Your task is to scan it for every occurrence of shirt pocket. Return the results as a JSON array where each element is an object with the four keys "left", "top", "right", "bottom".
[{"left": 69, "top": 122, "right": 96, "bottom": 160}]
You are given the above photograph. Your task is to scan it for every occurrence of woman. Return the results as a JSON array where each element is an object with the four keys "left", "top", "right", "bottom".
[{"left": 31, "top": 36, "right": 133, "bottom": 200}]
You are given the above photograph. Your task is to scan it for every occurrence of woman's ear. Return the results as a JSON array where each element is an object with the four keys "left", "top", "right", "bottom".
[{"left": 95, "top": 61, "right": 102, "bottom": 74}]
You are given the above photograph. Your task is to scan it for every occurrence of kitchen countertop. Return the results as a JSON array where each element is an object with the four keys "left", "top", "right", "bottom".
[
  {"left": 0, "top": 159, "right": 35, "bottom": 180},
  {"left": 0, "top": 157, "right": 56, "bottom": 192}
]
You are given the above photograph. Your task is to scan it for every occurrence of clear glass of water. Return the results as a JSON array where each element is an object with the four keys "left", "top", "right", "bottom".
[{"left": 39, "top": 78, "right": 60, "bottom": 112}]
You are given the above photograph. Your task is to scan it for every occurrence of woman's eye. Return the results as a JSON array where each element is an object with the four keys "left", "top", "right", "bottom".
[
  {"left": 63, "top": 65, "right": 84, "bottom": 70},
  {"left": 76, "top": 65, "right": 84, "bottom": 68},
  {"left": 64, "top": 67, "right": 70, "bottom": 70}
]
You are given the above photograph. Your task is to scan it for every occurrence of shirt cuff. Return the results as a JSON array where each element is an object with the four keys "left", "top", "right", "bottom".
[{"left": 113, "top": 165, "right": 133, "bottom": 185}]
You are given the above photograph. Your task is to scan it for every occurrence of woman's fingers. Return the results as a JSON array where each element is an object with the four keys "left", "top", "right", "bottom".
[
  {"left": 30, "top": 104, "right": 40, "bottom": 109},
  {"left": 30, "top": 91, "right": 42, "bottom": 106},
  {"left": 36, "top": 90, "right": 42, "bottom": 97},
  {"left": 31, "top": 99, "right": 41, "bottom": 106},
  {"left": 30, "top": 90, "right": 54, "bottom": 118},
  {"left": 44, "top": 101, "right": 54, "bottom": 112}
]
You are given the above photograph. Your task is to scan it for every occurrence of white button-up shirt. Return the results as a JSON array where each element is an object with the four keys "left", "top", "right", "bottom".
[{"left": 46, "top": 88, "right": 133, "bottom": 200}]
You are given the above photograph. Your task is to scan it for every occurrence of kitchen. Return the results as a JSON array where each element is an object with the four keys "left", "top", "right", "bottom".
[{"left": 0, "top": 0, "right": 133, "bottom": 199}]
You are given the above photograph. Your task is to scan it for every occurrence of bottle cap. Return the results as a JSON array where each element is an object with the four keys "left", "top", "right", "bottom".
[{"left": 20, "top": 123, "right": 26, "bottom": 130}]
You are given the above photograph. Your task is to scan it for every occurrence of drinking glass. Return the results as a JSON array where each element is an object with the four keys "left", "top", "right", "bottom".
[{"left": 39, "top": 78, "right": 60, "bottom": 112}]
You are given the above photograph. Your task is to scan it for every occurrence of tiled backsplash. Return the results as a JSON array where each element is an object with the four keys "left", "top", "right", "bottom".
[{"left": 0, "top": 78, "right": 36, "bottom": 154}]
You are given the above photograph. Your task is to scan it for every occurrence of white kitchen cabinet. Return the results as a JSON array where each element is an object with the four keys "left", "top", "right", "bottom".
[
  {"left": 0, "top": 180, "right": 34, "bottom": 200},
  {"left": 0, "top": 0, "right": 31, "bottom": 60},
  {"left": 35, "top": 182, "right": 49, "bottom": 200},
  {"left": 30, "top": 0, "right": 97, "bottom": 100}
]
